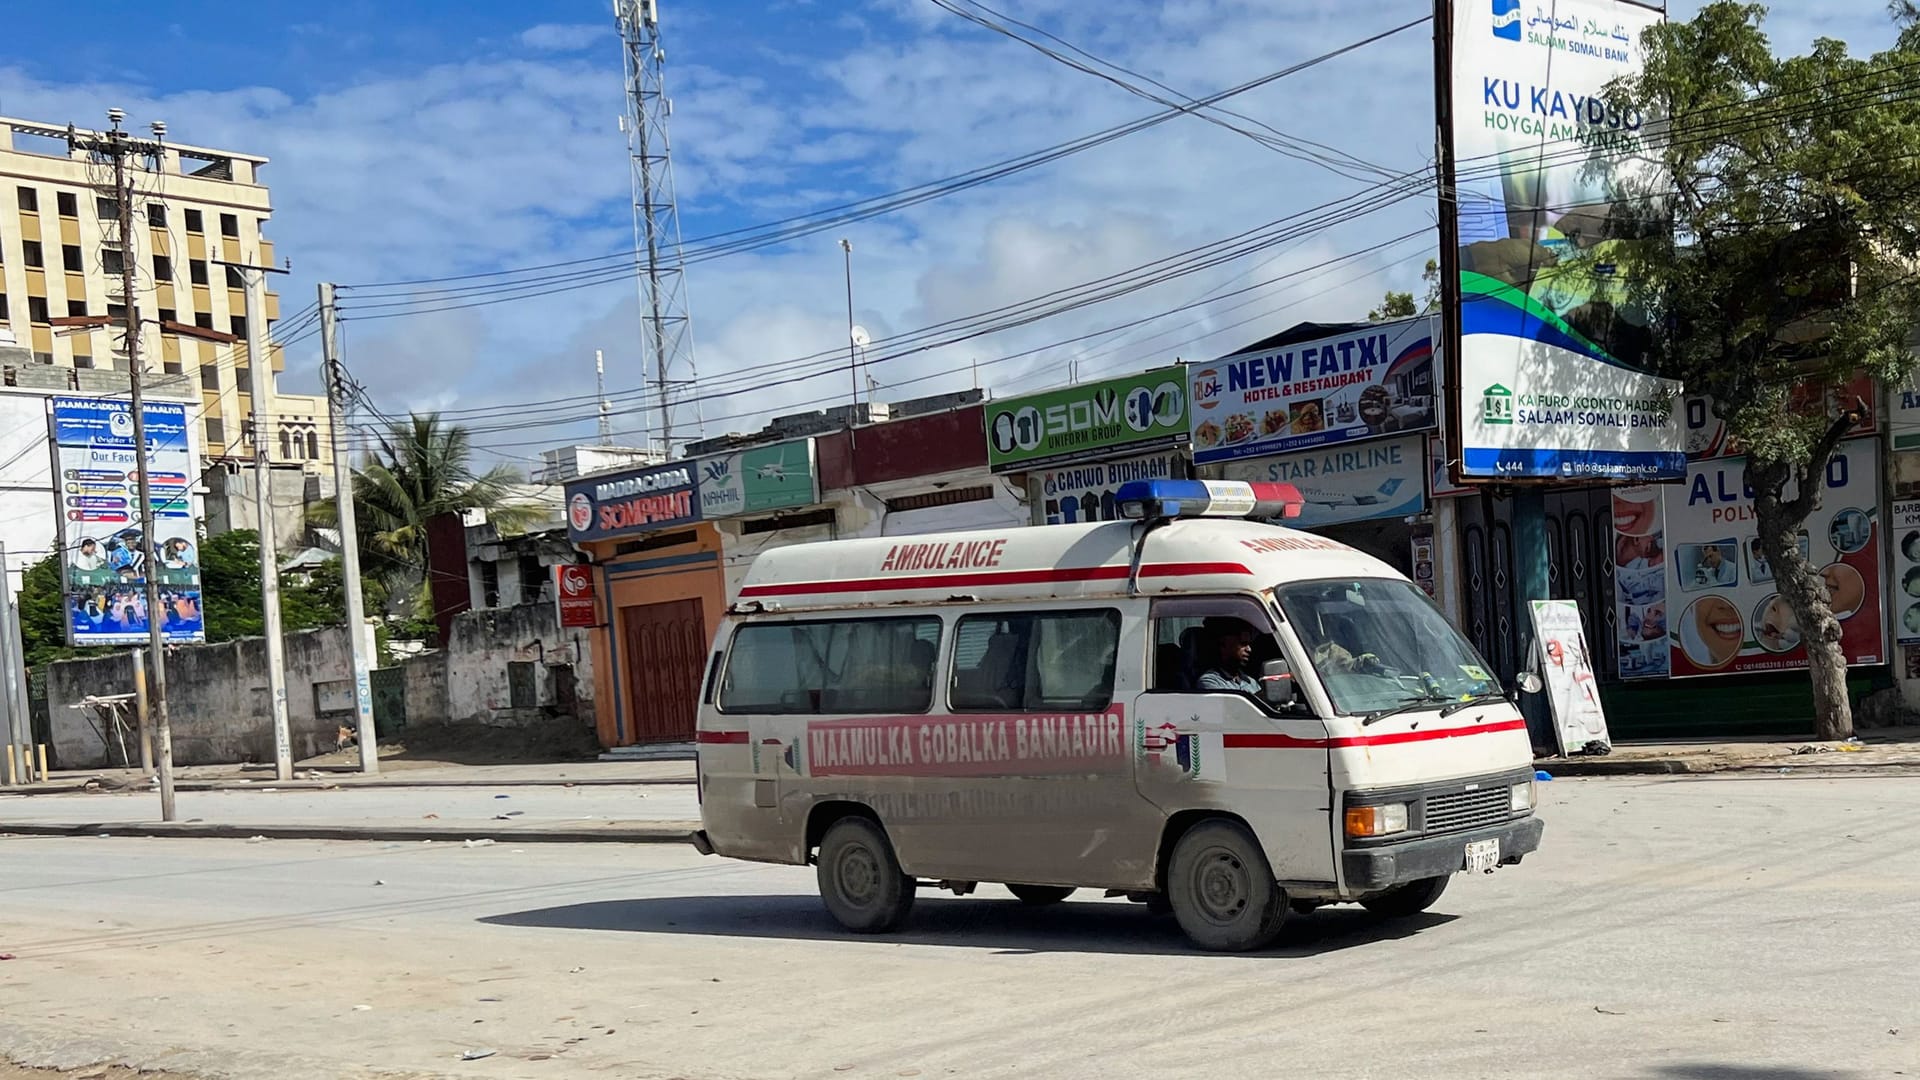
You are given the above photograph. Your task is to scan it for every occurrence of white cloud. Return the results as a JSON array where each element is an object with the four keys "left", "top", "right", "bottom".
[{"left": 520, "top": 23, "right": 609, "bottom": 53}]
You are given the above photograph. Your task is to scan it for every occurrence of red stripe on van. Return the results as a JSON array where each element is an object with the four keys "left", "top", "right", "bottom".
[
  {"left": 696, "top": 730, "right": 749, "bottom": 744},
  {"left": 1223, "top": 718, "right": 1528, "bottom": 750},
  {"left": 736, "top": 561, "right": 1252, "bottom": 599}
]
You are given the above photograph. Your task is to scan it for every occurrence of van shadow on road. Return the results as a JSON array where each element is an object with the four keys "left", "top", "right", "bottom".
[{"left": 478, "top": 894, "right": 1456, "bottom": 957}]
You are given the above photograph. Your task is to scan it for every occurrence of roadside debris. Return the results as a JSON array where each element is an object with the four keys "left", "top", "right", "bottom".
[
  {"left": 460, "top": 1048, "right": 497, "bottom": 1061},
  {"left": 463, "top": 838, "right": 496, "bottom": 848}
]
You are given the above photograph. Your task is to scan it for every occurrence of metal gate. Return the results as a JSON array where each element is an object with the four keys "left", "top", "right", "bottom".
[
  {"left": 619, "top": 597, "right": 706, "bottom": 743},
  {"left": 370, "top": 667, "right": 406, "bottom": 732},
  {"left": 1457, "top": 488, "right": 1616, "bottom": 684}
]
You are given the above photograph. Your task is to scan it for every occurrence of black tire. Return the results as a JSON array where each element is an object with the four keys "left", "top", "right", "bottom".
[
  {"left": 1006, "top": 884, "right": 1075, "bottom": 905},
  {"left": 816, "top": 817, "right": 915, "bottom": 933},
  {"left": 1165, "top": 819, "right": 1288, "bottom": 952},
  {"left": 1360, "top": 875, "right": 1450, "bottom": 917}
]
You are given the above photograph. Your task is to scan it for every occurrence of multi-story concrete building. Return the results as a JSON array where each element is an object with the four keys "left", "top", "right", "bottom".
[{"left": 0, "top": 114, "right": 330, "bottom": 467}]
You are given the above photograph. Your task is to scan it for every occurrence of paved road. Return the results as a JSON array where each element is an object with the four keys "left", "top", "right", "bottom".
[
  {"left": 0, "top": 783, "right": 702, "bottom": 832},
  {"left": 1, "top": 775, "right": 1915, "bottom": 1079}
]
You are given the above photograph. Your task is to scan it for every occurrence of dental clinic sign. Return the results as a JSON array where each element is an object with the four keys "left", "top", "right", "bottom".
[{"left": 985, "top": 366, "right": 1187, "bottom": 473}]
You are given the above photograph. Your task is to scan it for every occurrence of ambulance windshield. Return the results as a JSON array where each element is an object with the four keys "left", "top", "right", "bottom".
[{"left": 1274, "top": 578, "right": 1500, "bottom": 717}]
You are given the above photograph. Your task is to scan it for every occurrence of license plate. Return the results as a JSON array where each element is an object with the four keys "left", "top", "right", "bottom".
[{"left": 1464, "top": 838, "right": 1501, "bottom": 873}]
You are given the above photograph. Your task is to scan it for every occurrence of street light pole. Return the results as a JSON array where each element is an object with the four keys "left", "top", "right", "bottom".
[
  {"left": 839, "top": 238, "right": 858, "bottom": 411},
  {"left": 319, "top": 284, "right": 379, "bottom": 773}
]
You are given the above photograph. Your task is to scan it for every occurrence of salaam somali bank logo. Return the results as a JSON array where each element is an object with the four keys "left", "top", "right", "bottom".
[
  {"left": 568, "top": 493, "right": 593, "bottom": 532},
  {"left": 1490, "top": 0, "right": 1523, "bottom": 41}
]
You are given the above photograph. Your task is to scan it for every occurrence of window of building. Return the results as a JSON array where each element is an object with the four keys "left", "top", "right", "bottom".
[
  {"left": 0, "top": 294, "right": 8, "bottom": 320},
  {"left": 163, "top": 356, "right": 182, "bottom": 375},
  {"left": 27, "top": 296, "right": 50, "bottom": 324},
  {"left": 201, "top": 364, "right": 221, "bottom": 391},
  {"left": 158, "top": 307, "right": 177, "bottom": 326},
  {"left": 67, "top": 300, "right": 88, "bottom": 318},
  {"left": 189, "top": 259, "right": 208, "bottom": 285},
  {"left": 147, "top": 203, "right": 166, "bottom": 228},
  {"left": 235, "top": 366, "right": 252, "bottom": 394},
  {"left": 518, "top": 556, "right": 545, "bottom": 605},
  {"left": 230, "top": 315, "right": 247, "bottom": 340},
  {"left": 62, "top": 245, "right": 83, "bottom": 272},
  {"left": 194, "top": 312, "right": 213, "bottom": 330},
  {"left": 107, "top": 303, "right": 127, "bottom": 321},
  {"left": 950, "top": 609, "right": 1121, "bottom": 712},
  {"left": 96, "top": 196, "right": 119, "bottom": 221},
  {"left": 184, "top": 209, "right": 203, "bottom": 233},
  {"left": 33, "top": 351, "right": 53, "bottom": 365},
  {"left": 73, "top": 354, "right": 94, "bottom": 370},
  {"left": 225, "top": 265, "right": 245, "bottom": 289},
  {"left": 306, "top": 432, "right": 319, "bottom": 459},
  {"left": 479, "top": 561, "right": 500, "bottom": 608},
  {"left": 278, "top": 430, "right": 292, "bottom": 459},
  {"left": 153, "top": 254, "right": 173, "bottom": 280},
  {"left": 720, "top": 616, "right": 942, "bottom": 715},
  {"left": 205, "top": 418, "right": 225, "bottom": 445},
  {"left": 219, "top": 212, "right": 239, "bottom": 237},
  {"left": 56, "top": 192, "right": 77, "bottom": 217},
  {"left": 22, "top": 241, "right": 43, "bottom": 268},
  {"left": 102, "top": 249, "right": 124, "bottom": 276},
  {"left": 16, "top": 187, "right": 37, "bottom": 212}
]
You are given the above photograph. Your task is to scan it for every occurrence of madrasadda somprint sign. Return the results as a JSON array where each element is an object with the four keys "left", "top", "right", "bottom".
[{"left": 1448, "top": 0, "right": 1685, "bottom": 481}]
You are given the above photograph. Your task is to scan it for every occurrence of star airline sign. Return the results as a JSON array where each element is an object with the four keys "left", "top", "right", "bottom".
[{"left": 563, "top": 462, "right": 702, "bottom": 542}]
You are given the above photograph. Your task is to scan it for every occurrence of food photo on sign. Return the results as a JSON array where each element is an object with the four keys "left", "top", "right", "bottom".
[{"left": 1655, "top": 438, "right": 1884, "bottom": 677}]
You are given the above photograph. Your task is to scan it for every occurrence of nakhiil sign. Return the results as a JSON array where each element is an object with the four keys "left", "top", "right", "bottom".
[{"left": 564, "top": 462, "right": 701, "bottom": 542}]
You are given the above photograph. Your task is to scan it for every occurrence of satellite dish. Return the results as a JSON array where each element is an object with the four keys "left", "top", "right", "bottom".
[{"left": 850, "top": 326, "right": 871, "bottom": 347}]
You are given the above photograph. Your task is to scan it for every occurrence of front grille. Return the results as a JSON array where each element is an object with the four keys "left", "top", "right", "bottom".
[{"left": 1421, "top": 787, "right": 1511, "bottom": 834}]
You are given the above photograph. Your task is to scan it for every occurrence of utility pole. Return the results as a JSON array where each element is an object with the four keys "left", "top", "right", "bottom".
[
  {"left": 319, "top": 283, "right": 379, "bottom": 773},
  {"left": 0, "top": 543, "right": 30, "bottom": 783},
  {"left": 68, "top": 110, "right": 177, "bottom": 819},
  {"left": 839, "top": 238, "right": 859, "bottom": 410},
  {"left": 223, "top": 260, "right": 293, "bottom": 780},
  {"left": 596, "top": 349, "right": 612, "bottom": 442}
]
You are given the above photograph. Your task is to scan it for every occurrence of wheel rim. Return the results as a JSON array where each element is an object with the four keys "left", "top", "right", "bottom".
[
  {"left": 833, "top": 843, "right": 881, "bottom": 908},
  {"left": 1188, "top": 845, "right": 1252, "bottom": 925}
]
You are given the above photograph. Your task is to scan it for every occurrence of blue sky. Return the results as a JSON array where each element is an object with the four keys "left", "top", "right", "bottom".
[{"left": 1, "top": 1, "right": 1898, "bottom": 466}]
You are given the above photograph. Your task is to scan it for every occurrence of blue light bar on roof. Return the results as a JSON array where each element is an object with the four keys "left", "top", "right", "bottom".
[{"left": 1114, "top": 479, "right": 1305, "bottom": 521}]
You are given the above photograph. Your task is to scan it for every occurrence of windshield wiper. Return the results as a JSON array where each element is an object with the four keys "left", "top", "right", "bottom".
[
  {"left": 1439, "top": 692, "right": 1510, "bottom": 718},
  {"left": 1362, "top": 695, "right": 1451, "bottom": 725}
]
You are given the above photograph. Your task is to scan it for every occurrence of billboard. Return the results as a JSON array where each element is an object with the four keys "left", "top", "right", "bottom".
[
  {"left": 564, "top": 461, "right": 700, "bottom": 543},
  {"left": 1028, "top": 451, "right": 1184, "bottom": 525},
  {"left": 1639, "top": 438, "right": 1885, "bottom": 678},
  {"left": 985, "top": 366, "right": 1187, "bottom": 473},
  {"left": 696, "top": 439, "right": 819, "bottom": 518},
  {"left": 1448, "top": 0, "right": 1686, "bottom": 481},
  {"left": 554, "top": 564, "right": 597, "bottom": 629},
  {"left": 51, "top": 396, "right": 204, "bottom": 646},
  {"left": 1191, "top": 317, "right": 1435, "bottom": 464},
  {"left": 1218, "top": 433, "right": 1428, "bottom": 529}
]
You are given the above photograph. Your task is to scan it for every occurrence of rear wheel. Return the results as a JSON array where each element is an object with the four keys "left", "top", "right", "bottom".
[
  {"left": 1006, "top": 884, "right": 1075, "bottom": 906},
  {"left": 816, "top": 817, "right": 915, "bottom": 933},
  {"left": 1360, "top": 875, "right": 1450, "bottom": 918},
  {"left": 1166, "top": 819, "right": 1288, "bottom": 952}
]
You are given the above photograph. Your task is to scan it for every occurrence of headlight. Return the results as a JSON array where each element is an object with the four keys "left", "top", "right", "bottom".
[
  {"left": 1510, "top": 780, "right": 1535, "bottom": 812},
  {"left": 1344, "top": 802, "right": 1410, "bottom": 838}
]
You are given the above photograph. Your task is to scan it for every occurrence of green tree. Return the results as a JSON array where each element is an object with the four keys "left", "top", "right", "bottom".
[
  {"left": 16, "top": 553, "right": 107, "bottom": 669},
  {"left": 1599, "top": 2, "right": 1920, "bottom": 737},
  {"left": 311, "top": 413, "right": 539, "bottom": 606},
  {"left": 1368, "top": 290, "right": 1416, "bottom": 322},
  {"left": 197, "top": 529, "right": 350, "bottom": 642}
]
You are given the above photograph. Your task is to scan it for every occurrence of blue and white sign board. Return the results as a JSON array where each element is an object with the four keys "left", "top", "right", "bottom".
[
  {"left": 51, "top": 396, "right": 204, "bottom": 645},
  {"left": 1218, "top": 433, "right": 1428, "bottom": 529}
]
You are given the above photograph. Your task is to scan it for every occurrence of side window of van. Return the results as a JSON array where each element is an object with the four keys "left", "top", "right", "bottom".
[
  {"left": 1149, "top": 596, "right": 1281, "bottom": 694},
  {"left": 719, "top": 617, "right": 941, "bottom": 715},
  {"left": 950, "top": 609, "right": 1120, "bottom": 712}
]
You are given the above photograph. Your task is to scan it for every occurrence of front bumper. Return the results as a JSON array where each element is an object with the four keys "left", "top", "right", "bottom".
[{"left": 1341, "top": 815, "right": 1544, "bottom": 891}]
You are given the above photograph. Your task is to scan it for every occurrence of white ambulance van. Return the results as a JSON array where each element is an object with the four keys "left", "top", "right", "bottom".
[{"left": 692, "top": 479, "right": 1543, "bottom": 951}]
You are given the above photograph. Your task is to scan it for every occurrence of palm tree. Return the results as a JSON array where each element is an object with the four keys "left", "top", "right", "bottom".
[{"left": 313, "top": 413, "right": 544, "bottom": 598}]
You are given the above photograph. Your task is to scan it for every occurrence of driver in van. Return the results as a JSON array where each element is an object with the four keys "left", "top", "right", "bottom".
[{"left": 1197, "top": 617, "right": 1261, "bottom": 693}]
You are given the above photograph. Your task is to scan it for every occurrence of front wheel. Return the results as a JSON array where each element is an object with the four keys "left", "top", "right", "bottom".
[
  {"left": 1006, "top": 884, "right": 1075, "bottom": 906},
  {"left": 816, "top": 817, "right": 915, "bottom": 933},
  {"left": 1166, "top": 819, "right": 1288, "bottom": 952},
  {"left": 1360, "top": 875, "right": 1450, "bottom": 918}
]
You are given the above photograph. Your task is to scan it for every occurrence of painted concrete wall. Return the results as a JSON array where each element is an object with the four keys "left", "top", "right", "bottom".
[
  {"left": 398, "top": 601, "right": 594, "bottom": 729},
  {"left": 46, "top": 622, "right": 371, "bottom": 769}
]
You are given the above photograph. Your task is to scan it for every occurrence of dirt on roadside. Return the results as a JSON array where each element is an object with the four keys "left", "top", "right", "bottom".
[{"left": 0, "top": 1065, "right": 195, "bottom": 1079}]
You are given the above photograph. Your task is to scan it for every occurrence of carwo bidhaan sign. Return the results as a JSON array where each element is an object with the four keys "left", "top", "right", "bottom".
[{"left": 554, "top": 564, "right": 597, "bottom": 628}]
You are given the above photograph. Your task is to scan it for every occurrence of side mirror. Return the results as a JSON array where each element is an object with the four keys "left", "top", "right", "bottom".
[
  {"left": 1515, "top": 671, "right": 1543, "bottom": 695},
  {"left": 1260, "top": 659, "right": 1296, "bottom": 707}
]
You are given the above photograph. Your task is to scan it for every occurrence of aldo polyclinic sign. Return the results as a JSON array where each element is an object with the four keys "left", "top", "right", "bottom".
[{"left": 564, "top": 461, "right": 701, "bottom": 542}]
